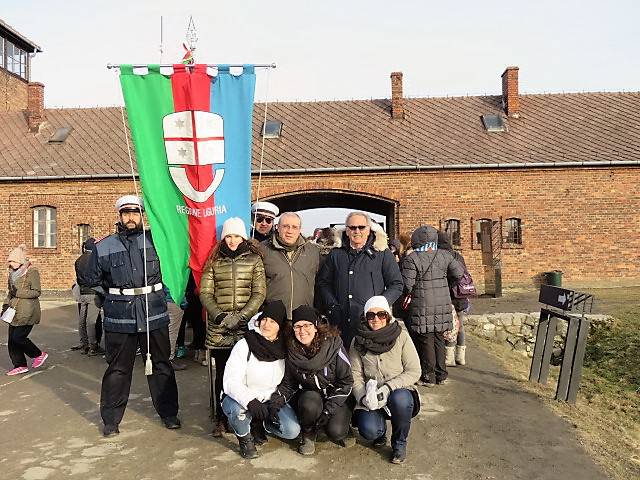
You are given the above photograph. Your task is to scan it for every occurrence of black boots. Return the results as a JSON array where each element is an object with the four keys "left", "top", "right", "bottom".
[
  {"left": 251, "top": 420, "right": 268, "bottom": 446},
  {"left": 237, "top": 434, "right": 258, "bottom": 459}
]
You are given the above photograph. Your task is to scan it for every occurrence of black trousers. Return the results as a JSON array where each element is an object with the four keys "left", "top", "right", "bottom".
[
  {"left": 411, "top": 330, "right": 447, "bottom": 383},
  {"left": 101, "top": 326, "right": 179, "bottom": 426},
  {"left": 212, "top": 348, "right": 231, "bottom": 420},
  {"left": 295, "top": 390, "right": 353, "bottom": 442},
  {"left": 8, "top": 325, "right": 42, "bottom": 368}
]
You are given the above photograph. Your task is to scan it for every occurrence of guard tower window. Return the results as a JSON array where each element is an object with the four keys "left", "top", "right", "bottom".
[
  {"left": 444, "top": 219, "right": 461, "bottom": 247},
  {"left": 505, "top": 217, "right": 522, "bottom": 245},
  {"left": 261, "top": 120, "right": 282, "bottom": 139}
]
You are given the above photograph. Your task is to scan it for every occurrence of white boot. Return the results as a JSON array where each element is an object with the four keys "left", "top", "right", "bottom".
[
  {"left": 455, "top": 346, "right": 466, "bottom": 366},
  {"left": 445, "top": 346, "right": 456, "bottom": 367}
]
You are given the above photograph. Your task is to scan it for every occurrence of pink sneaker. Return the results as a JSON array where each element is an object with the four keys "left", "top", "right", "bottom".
[
  {"left": 32, "top": 352, "right": 48, "bottom": 369},
  {"left": 6, "top": 366, "right": 29, "bottom": 376}
]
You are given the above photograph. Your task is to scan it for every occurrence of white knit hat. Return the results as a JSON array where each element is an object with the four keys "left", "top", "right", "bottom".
[
  {"left": 363, "top": 295, "right": 392, "bottom": 317},
  {"left": 221, "top": 217, "right": 248, "bottom": 240},
  {"left": 115, "top": 194, "right": 144, "bottom": 212}
]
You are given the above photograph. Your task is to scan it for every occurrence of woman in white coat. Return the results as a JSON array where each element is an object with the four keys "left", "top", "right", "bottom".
[{"left": 221, "top": 300, "right": 300, "bottom": 458}]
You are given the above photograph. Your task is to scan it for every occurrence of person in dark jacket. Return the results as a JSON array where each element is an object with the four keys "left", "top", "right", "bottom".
[
  {"left": 401, "top": 225, "right": 464, "bottom": 387},
  {"left": 438, "top": 231, "right": 470, "bottom": 367},
  {"left": 260, "top": 212, "right": 320, "bottom": 318},
  {"left": 73, "top": 237, "right": 104, "bottom": 356},
  {"left": 77, "top": 195, "right": 180, "bottom": 436},
  {"left": 317, "top": 212, "right": 403, "bottom": 348},
  {"left": 271, "top": 305, "right": 355, "bottom": 456}
]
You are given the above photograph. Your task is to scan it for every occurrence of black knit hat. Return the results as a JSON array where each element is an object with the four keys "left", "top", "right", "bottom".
[
  {"left": 82, "top": 237, "right": 96, "bottom": 252},
  {"left": 291, "top": 305, "right": 320, "bottom": 326},
  {"left": 258, "top": 300, "right": 287, "bottom": 329}
]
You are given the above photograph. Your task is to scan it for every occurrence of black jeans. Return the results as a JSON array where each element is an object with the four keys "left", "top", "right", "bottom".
[
  {"left": 411, "top": 330, "right": 447, "bottom": 383},
  {"left": 100, "top": 326, "right": 179, "bottom": 426},
  {"left": 8, "top": 325, "right": 42, "bottom": 368},
  {"left": 212, "top": 348, "right": 231, "bottom": 420},
  {"left": 295, "top": 390, "right": 353, "bottom": 442}
]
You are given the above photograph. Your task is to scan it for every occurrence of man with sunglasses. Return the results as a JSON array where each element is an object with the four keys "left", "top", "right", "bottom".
[
  {"left": 317, "top": 212, "right": 403, "bottom": 348},
  {"left": 251, "top": 201, "right": 279, "bottom": 242}
]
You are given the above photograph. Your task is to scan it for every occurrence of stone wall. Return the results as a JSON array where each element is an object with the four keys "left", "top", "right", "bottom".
[{"left": 465, "top": 312, "right": 614, "bottom": 357}]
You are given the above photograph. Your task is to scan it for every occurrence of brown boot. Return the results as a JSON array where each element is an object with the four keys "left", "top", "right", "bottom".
[{"left": 211, "top": 417, "right": 225, "bottom": 437}]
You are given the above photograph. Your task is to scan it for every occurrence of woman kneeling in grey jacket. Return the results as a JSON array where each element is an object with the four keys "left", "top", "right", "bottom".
[{"left": 349, "top": 296, "right": 421, "bottom": 465}]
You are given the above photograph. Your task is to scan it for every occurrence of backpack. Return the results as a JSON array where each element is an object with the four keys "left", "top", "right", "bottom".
[{"left": 451, "top": 264, "right": 477, "bottom": 299}]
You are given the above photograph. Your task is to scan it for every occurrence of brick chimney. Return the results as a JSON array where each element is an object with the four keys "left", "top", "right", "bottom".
[
  {"left": 27, "top": 82, "right": 45, "bottom": 132},
  {"left": 501, "top": 66, "right": 520, "bottom": 118},
  {"left": 390, "top": 71, "right": 404, "bottom": 120}
]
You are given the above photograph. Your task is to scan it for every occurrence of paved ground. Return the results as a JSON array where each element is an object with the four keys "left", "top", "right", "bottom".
[{"left": 0, "top": 300, "right": 610, "bottom": 480}]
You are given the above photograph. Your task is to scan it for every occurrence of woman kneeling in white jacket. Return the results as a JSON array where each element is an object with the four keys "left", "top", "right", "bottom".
[{"left": 222, "top": 300, "right": 300, "bottom": 458}]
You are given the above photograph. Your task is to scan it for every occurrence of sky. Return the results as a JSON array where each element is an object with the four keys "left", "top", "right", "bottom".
[{"left": 3, "top": 0, "right": 640, "bottom": 108}]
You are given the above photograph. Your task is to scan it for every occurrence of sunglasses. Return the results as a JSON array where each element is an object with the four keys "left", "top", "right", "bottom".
[
  {"left": 346, "top": 225, "right": 368, "bottom": 231},
  {"left": 365, "top": 311, "right": 390, "bottom": 321},
  {"left": 255, "top": 215, "right": 273, "bottom": 224}
]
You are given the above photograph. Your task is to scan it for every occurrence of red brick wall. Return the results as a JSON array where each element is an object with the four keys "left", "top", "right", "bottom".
[
  {"left": 253, "top": 167, "right": 640, "bottom": 290},
  {"left": 1, "top": 68, "right": 28, "bottom": 112},
  {"left": 0, "top": 167, "right": 637, "bottom": 291}
]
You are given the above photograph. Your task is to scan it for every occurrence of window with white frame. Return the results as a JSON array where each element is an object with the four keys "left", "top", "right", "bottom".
[
  {"left": 0, "top": 38, "right": 4, "bottom": 69},
  {"left": 5, "top": 40, "right": 27, "bottom": 79},
  {"left": 33, "top": 206, "right": 57, "bottom": 248}
]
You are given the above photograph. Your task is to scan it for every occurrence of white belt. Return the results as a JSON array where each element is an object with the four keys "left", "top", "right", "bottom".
[{"left": 108, "top": 283, "right": 163, "bottom": 296}]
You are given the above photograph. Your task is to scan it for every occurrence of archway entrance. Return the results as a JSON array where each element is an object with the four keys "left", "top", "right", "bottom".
[{"left": 260, "top": 190, "right": 399, "bottom": 238}]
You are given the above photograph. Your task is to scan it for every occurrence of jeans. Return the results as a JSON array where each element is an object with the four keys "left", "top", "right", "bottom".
[
  {"left": 354, "top": 388, "right": 414, "bottom": 452},
  {"left": 221, "top": 395, "right": 300, "bottom": 440}
]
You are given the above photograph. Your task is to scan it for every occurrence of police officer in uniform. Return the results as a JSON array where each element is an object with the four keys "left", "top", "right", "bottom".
[
  {"left": 251, "top": 201, "right": 279, "bottom": 242},
  {"left": 78, "top": 195, "right": 180, "bottom": 436}
]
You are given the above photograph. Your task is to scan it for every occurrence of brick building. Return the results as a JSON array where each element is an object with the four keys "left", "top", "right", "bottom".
[{"left": 1, "top": 20, "right": 638, "bottom": 293}]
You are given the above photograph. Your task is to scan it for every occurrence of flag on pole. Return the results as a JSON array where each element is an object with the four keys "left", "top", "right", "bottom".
[{"left": 119, "top": 64, "right": 256, "bottom": 304}]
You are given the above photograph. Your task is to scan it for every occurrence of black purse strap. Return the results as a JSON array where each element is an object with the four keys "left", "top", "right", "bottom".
[{"left": 407, "top": 251, "right": 438, "bottom": 296}]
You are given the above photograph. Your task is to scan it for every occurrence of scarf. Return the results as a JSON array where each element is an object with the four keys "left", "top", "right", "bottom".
[
  {"left": 9, "top": 261, "right": 31, "bottom": 289},
  {"left": 353, "top": 319, "right": 401, "bottom": 355},
  {"left": 244, "top": 330, "right": 286, "bottom": 362},
  {"left": 220, "top": 240, "right": 250, "bottom": 259},
  {"left": 274, "top": 234, "right": 305, "bottom": 253},
  {"left": 288, "top": 335, "right": 342, "bottom": 373}
]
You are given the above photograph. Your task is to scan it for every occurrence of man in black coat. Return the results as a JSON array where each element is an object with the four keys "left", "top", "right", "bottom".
[{"left": 317, "top": 212, "right": 403, "bottom": 347}]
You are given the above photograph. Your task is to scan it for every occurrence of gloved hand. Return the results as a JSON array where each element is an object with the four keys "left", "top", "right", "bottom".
[
  {"left": 376, "top": 385, "right": 391, "bottom": 407},
  {"left": 247, "top": 399, "right": 269, "bottom": 421},
  {"left": 316, "top": 410, "right": 331, "bottom": 428},
  {"left": 221, "top": 313, "right": 244, "bottom": 330},
  {"left": 214, "top": 312, "right": 227, "bottom": 325}
]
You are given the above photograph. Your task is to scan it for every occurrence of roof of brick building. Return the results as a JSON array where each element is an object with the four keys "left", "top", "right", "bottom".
[{"left": 1, "top": 91, "right": 639, "bottom": 179}]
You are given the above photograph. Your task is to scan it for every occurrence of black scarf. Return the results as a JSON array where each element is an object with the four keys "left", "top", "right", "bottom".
[
  {"left": 244, "top": 330, "right": 286, "bottom": 362},
  {"left": 220, "top": 240, "right": 250, "bottom": 259},
  {"left": 353, "top": 319, "right": 402, "bottom": 355},
  {"left": 288, "top": 335, "right": 342, "bottom": 373}
]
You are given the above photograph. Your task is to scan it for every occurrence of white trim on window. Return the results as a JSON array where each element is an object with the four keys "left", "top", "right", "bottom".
[{"left": 33, "top": 206, "right": 57, "bottom": 248}]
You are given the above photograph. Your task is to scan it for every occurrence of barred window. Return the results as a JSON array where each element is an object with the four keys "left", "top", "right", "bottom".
[
  {"left": 444, "top": 219, "right": 461, "bottom": 247},
  {"left": 78, "top": 224, "right": 91, "bottom": 250},
  {"left": 505, "top": 217, "right": 522, "bottom": 245},
  {"left": 33, "top": 206, "right": 57, "bottom": 248},
  {"left": 474, "top": 218, "right": 491, "bottom": 246}
]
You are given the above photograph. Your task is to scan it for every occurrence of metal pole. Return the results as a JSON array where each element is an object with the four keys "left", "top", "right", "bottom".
[{"left": 107, "top": 63, "right": 276, "bottom": 69}]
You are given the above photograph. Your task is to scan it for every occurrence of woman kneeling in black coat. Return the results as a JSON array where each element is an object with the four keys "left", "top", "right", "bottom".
[{"left": 270, "top": 305, "right": 355, "bottom": 455}]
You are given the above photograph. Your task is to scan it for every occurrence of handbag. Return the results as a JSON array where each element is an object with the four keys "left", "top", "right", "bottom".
[
  {"left": 1, "top": 306, "right": 16, "bottom": 324},
  {"left": 451, "top": 268, "right": 477, "bottom": 299},
  {"left": 443, "top": 306, "right": 460, "bottom": 343},
  {"left": 401, "top": 253, "right": 438, "bottom": 311}
]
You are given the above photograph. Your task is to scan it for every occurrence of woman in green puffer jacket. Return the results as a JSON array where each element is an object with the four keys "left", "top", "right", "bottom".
[{"left": 200, "top": 217, "right": 266, "bottom": 436}]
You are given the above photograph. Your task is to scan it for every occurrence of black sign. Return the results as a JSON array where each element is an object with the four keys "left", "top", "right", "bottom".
[{"left": 538, "top": 285, "right": 594, "bottom": 313}]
